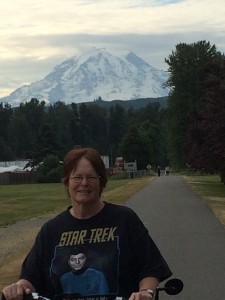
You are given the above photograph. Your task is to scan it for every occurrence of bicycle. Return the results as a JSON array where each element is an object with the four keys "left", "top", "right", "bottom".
[{"left": 1, "top": 278, "right": 183, "bottom": 300}]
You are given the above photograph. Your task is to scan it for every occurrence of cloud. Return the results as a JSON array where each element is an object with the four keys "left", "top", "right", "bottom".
[{"left": 0, "top": 0, "right": 225, "bottom": 97}]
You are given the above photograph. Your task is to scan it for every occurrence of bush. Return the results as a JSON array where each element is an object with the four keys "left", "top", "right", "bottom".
[{"left": 37, "top": 154, "right": 63, "bottom": 183}]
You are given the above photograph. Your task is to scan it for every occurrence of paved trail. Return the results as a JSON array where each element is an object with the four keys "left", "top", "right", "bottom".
[{"left": 126, "top": 175, "right": 225, "bottom": 300}]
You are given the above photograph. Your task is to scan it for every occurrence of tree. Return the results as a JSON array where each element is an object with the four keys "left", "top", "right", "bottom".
[
  {"left": 108, "top": 104, "right": 126, "bottom": 162},
  {"left": 9, "top": 98, "right": 47, "bottom": 158},
  {"left": 187, "top": 54, "right": 225, "bottom": 183},
  {"left": 37, "top": 154, "right": 63, "bottom": 183},
  {"left": 139, "top": 103, "right": 167, "bottom": 166},
  {"left": 119, "top": 126, "right": 151, "bottom": 170},
  {"left": 8, "top": 112, "right": 33, "bottom": 158},
  {"left": 0, "top": 137, "right": 14, "bottom": 160},
  {"left": 0, "top": 103, "right": 13, "bottom": 142},
  {"left": 165, "top": 41, "right": 221, "bottom": 169},
  {"left": 70, "top": 103, "right": 82, "bottom": 146},
  {"left": 35, "top": 123, "right": 61, "bottom": 160},
  {"left": 70, "top": 102, "right": 109, "bottom": 154},
  {"left": 19, "top": 98, "right": 46, "bottom": 136},
  {"left": 47, "top": 101, "right": 74, "bottom": 156},
  {"left": 83, "top": 103, "right": 108, "bottom": 154},
  {"left": 0, "top": 103, "right": 14, "bottom": 160}
]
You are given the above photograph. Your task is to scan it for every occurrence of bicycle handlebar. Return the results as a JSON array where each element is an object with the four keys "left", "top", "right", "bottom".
[{"left": 1, "top": 278, "right": 183, "bottom": 300}]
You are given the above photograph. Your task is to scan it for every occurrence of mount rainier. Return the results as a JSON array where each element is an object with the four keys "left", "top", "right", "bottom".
[{"left": 0, "top": 48, "right": 169, "bottom": 107}]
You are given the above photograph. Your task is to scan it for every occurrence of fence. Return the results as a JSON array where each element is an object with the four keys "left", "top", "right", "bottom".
[
  {"left": 0, "top": 171, "right": 37, "bottom": 185},
  {"left": 111, "top": 169, "right": 150, "bottom": 179}
]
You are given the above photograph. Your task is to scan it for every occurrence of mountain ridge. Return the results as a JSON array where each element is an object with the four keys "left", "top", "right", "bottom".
[{"left": 78, "top": 96, "right": 168, "bottom": 110}]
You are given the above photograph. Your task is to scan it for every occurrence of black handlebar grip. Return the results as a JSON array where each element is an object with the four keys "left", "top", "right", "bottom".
[
  {"left": 0, "top": 293, "right": 11, "bottom": 300},
  {"left": 1, "top": 293, "right": 6, "bottom": 300},
  {"left": 1, "top": 293, "right": 34, "bottom": 300}
]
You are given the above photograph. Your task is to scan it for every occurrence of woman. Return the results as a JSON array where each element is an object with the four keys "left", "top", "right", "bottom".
[{"left": 3, "top": 147, "right": 172, "bottom": 300}]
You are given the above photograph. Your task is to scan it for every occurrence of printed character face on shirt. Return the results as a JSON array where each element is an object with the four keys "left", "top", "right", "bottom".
[
  {"left": 68, "top": 157, "right": 101, "bottom": 205},
  {"left": 68, "top": 253, "right": 87, "bottom": 271}
]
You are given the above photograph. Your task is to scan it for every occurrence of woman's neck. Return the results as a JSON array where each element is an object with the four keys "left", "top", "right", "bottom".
[{"left": 70, "top": 201, "right": 105, "bottom": 219}]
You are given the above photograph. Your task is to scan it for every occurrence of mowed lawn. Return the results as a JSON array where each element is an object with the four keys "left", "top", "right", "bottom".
[
  {"left": 182, "top": 174, "right": 225, "bottom": 225},
  {"left": 0, "top": 176, "right": 154, "bottom": 227},
  {"left": 1, "top": 174, "right": 224, "bottom": 227}
]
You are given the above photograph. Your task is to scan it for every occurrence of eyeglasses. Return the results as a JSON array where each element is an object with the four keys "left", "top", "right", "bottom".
[{"left": 69, "top": 175, "right": 101, "bottom": 183}]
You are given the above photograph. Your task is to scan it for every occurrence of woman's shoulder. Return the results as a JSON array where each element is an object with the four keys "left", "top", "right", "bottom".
[
  {"left": 103, "top": 202, "right": 146, "bottom": 232},
  {"left": 104, "top": 202, "right": 139, "bottom": 218}
]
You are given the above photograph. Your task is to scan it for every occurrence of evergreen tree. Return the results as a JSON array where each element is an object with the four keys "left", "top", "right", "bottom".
[
  {"left": 165, "top": 41, "right": 220, "bottom": 169},
  {"left": 47, "top": 101, "right": 74, "bottom": 156},
  {"left": 83, "top": 103, "right": 108, "bottom": 153},
  {"left": 8, "top": 112, "right": 33, "bottom": 158},
  {"left": 108, "top": 104, "right": 126, "bottom": 161},
  {"left": 70, "top": 103, "right": 82, "bottom": 146},
  {"left": 0, "top": 103, "right": 13, "bottom": 142},
  {"left": 35, "top": 123, "right": 61, "bottom": 160},
  {"left": 187, "top": 54, "right": 225, "bottom": 183},
  {"left": 119, "top": 126, "right": 151, "bottom": 170},
  {"left": 19, "top": 98, "right": 46, "bottom": 136},
  {"left": 0, "top": 137, "right": 14, "bottom": 160},
  {"left": 0, "top": 103, "right": 13, "bottom": 160}
]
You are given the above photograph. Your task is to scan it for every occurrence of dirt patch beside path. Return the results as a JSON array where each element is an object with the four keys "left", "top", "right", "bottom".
[{"left": 0, "top": 217, "right": 50, "bottom": 291}]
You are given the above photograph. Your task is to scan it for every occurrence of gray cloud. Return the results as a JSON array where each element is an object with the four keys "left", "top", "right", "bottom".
[
  {"left": 1, "top": 30, "right": 224, "bottom": 98},
  {"left": 1, "top": 0, "right": 225, "bottom": 97},
  {"left": 6, "top": 31, "right": 225, "bottom": 68}
]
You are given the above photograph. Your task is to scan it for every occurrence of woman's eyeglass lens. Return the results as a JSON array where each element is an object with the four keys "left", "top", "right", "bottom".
[{"left": 69, "top": 176, "right": 100, "bottom": 183}]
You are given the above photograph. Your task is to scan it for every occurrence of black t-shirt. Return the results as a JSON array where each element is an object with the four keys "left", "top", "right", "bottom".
[{"left": 20, "top": 202, "right": 172, "bottom": 299}]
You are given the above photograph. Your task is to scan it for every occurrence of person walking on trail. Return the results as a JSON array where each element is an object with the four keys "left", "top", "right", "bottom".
[
  {"left": 157, "top": 166, "right": 161, "bottom": 177},
  {"left": 2, "top": 147, "right": 172, "bottom": 300}
]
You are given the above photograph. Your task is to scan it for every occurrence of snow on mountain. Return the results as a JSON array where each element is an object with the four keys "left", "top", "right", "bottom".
[{"left": 0, "top": 48, "right": 169, "bottom": 107}]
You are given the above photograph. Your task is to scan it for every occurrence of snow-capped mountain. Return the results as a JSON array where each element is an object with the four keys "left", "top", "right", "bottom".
[{"left": 0, "top": 48, "right": 169, "bottom": 107}]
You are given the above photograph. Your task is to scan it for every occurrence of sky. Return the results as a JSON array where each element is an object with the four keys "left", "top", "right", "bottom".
[{"left": 1, "top": 0, "right": 225, "bottom": 98}]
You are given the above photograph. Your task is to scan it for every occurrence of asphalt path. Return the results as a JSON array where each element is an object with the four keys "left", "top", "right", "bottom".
[{"left": 126, "top": 174, "right": 225, "bottom": 300}]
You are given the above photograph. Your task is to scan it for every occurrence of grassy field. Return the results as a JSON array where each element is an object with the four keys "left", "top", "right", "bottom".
[
  {"left": 182, "top": 174, "right": 225, "bottom": 225},
  {"left": 1, "top": 174, "right": 224, "bottom": 226},
  {"left": 0, "top": 176, "right": 154, "bottom": 227}
]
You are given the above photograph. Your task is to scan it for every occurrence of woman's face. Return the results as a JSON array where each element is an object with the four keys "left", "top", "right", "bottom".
[{"left": 68, "top": 157, "right": 101, "bottom": 205}]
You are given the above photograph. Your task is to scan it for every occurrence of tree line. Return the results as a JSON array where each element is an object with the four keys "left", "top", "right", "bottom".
[
  {"left": 0, "top": 40, "right": 224, "bottom": 183},
  {"left": 0, "top": 98, "right": 168, "bottom": 171}
]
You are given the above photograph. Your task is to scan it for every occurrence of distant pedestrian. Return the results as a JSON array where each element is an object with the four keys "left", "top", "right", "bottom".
[{"left": 157, "top": 166, "right": 161, "bottom": 177}]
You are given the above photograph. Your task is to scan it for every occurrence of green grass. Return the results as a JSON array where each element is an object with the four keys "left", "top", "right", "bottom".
[
  {"left": 182, "top": 175, "right": 225, "bottom": 225},
  {"left": 2, "top": 174, "right": 224, "bottom": 227},
  {"left": 0, "top": 176, "right": 153, "bottom": 227},
  {"left": 0, "top": 183, "right": 69, "bottom": 226}
]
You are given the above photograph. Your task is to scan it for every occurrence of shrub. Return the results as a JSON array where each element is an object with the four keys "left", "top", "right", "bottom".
[{"left": 37, "top": 154, "right": 63, "bottom": 183}]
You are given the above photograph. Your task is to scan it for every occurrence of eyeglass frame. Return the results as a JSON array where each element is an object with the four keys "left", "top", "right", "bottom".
[{"left": 69, "top": 175, "right": 101, "bottom": 183}]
